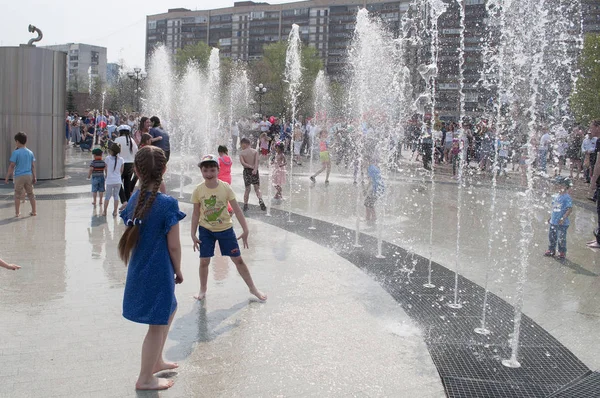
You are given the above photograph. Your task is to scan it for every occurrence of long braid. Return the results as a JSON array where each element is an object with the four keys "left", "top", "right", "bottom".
[{"left": 118, "top": 146, "right": 167, "bottom": 263}]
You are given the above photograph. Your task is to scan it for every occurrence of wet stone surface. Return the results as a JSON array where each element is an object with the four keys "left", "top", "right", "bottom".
[
  {"left": 0, "top": 178, "right": 443, "bottom": 396},
  {"left": 247, "top": 206, "right": 593, "bottom": 397},
  {"left": 2, "top": 148, "right": 600, "bottom": 397}
]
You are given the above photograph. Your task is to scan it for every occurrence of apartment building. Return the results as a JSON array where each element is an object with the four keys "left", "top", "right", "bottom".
[
  {"left": 146, "top": 0, "right": 600, "bottom": 118},
  {"left": 43, "top": 43, "right": 107, "bottom": 92}
]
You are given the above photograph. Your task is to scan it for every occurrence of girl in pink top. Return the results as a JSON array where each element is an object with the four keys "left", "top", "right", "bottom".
[{"left": 218, "top": 145, "right": 233, "bottom": 214}]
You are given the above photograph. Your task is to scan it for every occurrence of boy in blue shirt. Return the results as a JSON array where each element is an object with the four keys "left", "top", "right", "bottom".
[
  {"left": 363, "top": 159, "right": 385, "bottom": 227},
  {"left": 4, "top": 132, "right": 37, "bottom": 217},
  {"left": 544, "top": 177, "right": 573, "bottom": 260}
]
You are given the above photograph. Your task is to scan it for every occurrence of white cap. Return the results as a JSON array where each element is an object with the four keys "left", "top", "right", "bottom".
[{"left": 117, "top": 124, "right": 131, "bottom": 132}]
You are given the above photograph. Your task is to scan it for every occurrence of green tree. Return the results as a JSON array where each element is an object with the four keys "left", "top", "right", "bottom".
[
  {"left": 249, "top": 41, "right": 323, "bottom": 119},
  {"left": 87, "top": 76, "right": 106, "bottom": 111},
  {"left": 571, "top": 34, "right": 600, "bottom": 125},
  {"left": 175, "top": 41, "right": 212, "bottom": 75}
]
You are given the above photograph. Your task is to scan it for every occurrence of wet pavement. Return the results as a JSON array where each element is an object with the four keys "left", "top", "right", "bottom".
[
  {"left": 2, "top": 147, "right": 600, "bottom": 397},
  {"left": 0, "top": 148, "right": 445, "bottom": 397}
]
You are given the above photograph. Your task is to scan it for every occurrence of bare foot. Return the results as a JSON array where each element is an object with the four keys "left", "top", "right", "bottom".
[
  {"left": 193, "top": 291, "right": 206, "bottom": 300},
  {"left": 135, "top": 376, "right": 174, "bottom": 390},
  {"left": 99, "top": 202, "right": 104, "bottom": 207},
  {"left": 92, "top": 202, "right": 96, "bottom": 206},
  {"left": 29, "top": 212, "right": 36, "bottom": 216},
  {"left": 153, "top": 361, "right": 179, "bottom": 374},
  {"left": 119, "top": 202, "right": 127, "bottom": 211},
  {"left": 250, "top": 288, "right": 267, "bottom": 301},
  {"left": 102, "top": 212, "right": 107, "bottom": 216},
  {"left": 14, "top": 213, "right": 20, "bottom": 218},
  {"left": 112, "top": 211, "right": 118, "bottom": 217}
]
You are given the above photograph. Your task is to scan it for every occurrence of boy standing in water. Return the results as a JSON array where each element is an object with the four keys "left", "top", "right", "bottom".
[
  {"left": 239, "top": 138, "right": 266, "bottom": 212},
  {"left": 545, "top": 177, "right": 572, "bottom": 260},
  {"left": 191, "top": 154, "right": 267, "bottom": 301},
  {"left": 5, "top": 132, "right": 37, "bottom": 217},
  {"left": 363, "top": 159, "right": 385, "bottom": 226}
]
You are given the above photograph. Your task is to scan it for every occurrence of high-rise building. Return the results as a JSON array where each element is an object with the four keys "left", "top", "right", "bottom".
[
  {"left": 146, "top": 0, "right": 600, "bottom": 118},
  {"left": 42, "top": 43, "right": 107, "bottom": 92},
  {"left": 147, "top": 1, "right": 393, "bottom": 77}
]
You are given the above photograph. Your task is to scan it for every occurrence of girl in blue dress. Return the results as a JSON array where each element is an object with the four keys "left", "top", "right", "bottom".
[{"left": 118, "top": 146, "right": 186, "bottom": 391}]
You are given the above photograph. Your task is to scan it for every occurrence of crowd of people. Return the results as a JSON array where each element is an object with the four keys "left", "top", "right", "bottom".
[
  {"left": 405, "top": 117, "right": 600, "bottom": 186},
  {"left": 64, "top": 110, "right": 171, "bottom": 214}
]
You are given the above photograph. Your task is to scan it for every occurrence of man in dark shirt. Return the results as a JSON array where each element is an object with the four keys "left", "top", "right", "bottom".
[{"left": 149, "top": 116, "right": 171, "bottom": 162}]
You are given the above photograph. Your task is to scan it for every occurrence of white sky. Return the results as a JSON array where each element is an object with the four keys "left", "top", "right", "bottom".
[{"left": 2, "top": 0, "right": 292, "bottom": 70}]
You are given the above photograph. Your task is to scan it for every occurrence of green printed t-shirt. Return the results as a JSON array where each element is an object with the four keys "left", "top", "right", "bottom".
[{"left": 191, "top": 180, "right": 236, "bottom": 232}]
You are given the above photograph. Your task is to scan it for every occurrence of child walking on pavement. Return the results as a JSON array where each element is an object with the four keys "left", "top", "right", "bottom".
[
  {"left": 191, "top": 154, "right": 267, "bottom": 302},
  {"left": 544, "top": 177, "right": 573, "bottom": 260},
  {"left": 239, "top": 137, "right": 266, "bottom": 211},
  {"left": 118, "top": 146, "right": 186, "bottom": 391},
  {"left": 272, "top": 142, "right": 287, "bottom": 200},
  {"left": 103, "top": 143, "right": 124, "bottom": 216},
  {"left": 4, "top": 132, "right": 37, "bottom": 217},
  {"left": 88, "top": 148, "right": 106, "bottom": 206},
  {"left": 310, "top": 129, "right": 331, "bottom": 184}
]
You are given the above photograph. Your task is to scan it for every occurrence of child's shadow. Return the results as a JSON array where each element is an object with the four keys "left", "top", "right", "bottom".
[
  {"left": 557, "top": 258, "right": 599, "bottom": 277},
  {"left": 166, "top": 300, "right": 248, "bottom": 361}
]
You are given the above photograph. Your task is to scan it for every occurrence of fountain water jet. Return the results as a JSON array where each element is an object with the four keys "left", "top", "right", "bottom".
[
  {"left": 418, "top": 0, "right": 447, "bottom": 289},
  {"left": 285, "top": 24, "right": 302, "bottom": 224},
  {"left": 448, "top": 0, "right": 468, "bottom": 310},
  {"left": 205, "top": 48, "right": 221, "bottom": 155},
  {"left": 347, "top": 8, "right": 403, "bottom": 249},
  {"left": 309, "top": 71, "right": 330, "bottom": 230}
]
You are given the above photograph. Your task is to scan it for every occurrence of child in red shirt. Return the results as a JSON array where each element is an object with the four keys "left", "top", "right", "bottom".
[{"left": 218, "top": 145, "right": 234, "bottom": 214}]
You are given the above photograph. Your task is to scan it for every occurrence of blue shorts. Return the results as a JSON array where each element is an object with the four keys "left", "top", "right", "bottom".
[
  {"left": 198, "top": 226, "right": 241, "bottom": 258},
  {"left": 91, "top": 176, "right": 105, "bottom": 193}
]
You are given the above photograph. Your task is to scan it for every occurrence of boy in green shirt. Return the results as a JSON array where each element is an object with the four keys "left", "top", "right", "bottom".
[{"left": 191, "top": 154, "right": 267, "bottom": 302}]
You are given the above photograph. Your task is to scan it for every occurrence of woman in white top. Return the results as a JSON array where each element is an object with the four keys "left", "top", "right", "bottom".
[
  {"left": 103, "top": 142, "right": 125, "bottom": 216},
  {"left": 114, "top": 125, "right": 138, "bottom": 209}
]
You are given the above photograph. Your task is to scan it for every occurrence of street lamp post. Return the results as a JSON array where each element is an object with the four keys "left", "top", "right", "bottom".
[
  {"left": 254, "top": 83, "right": 267, "bottom": 116},
  {"left": 127, "top": 67, "right": 147, "bottom": 113}
]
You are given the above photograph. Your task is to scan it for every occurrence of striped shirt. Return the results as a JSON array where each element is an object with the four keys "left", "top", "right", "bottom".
[{"left": 89, "top": 157, "right": 106, "bottom": 177}]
